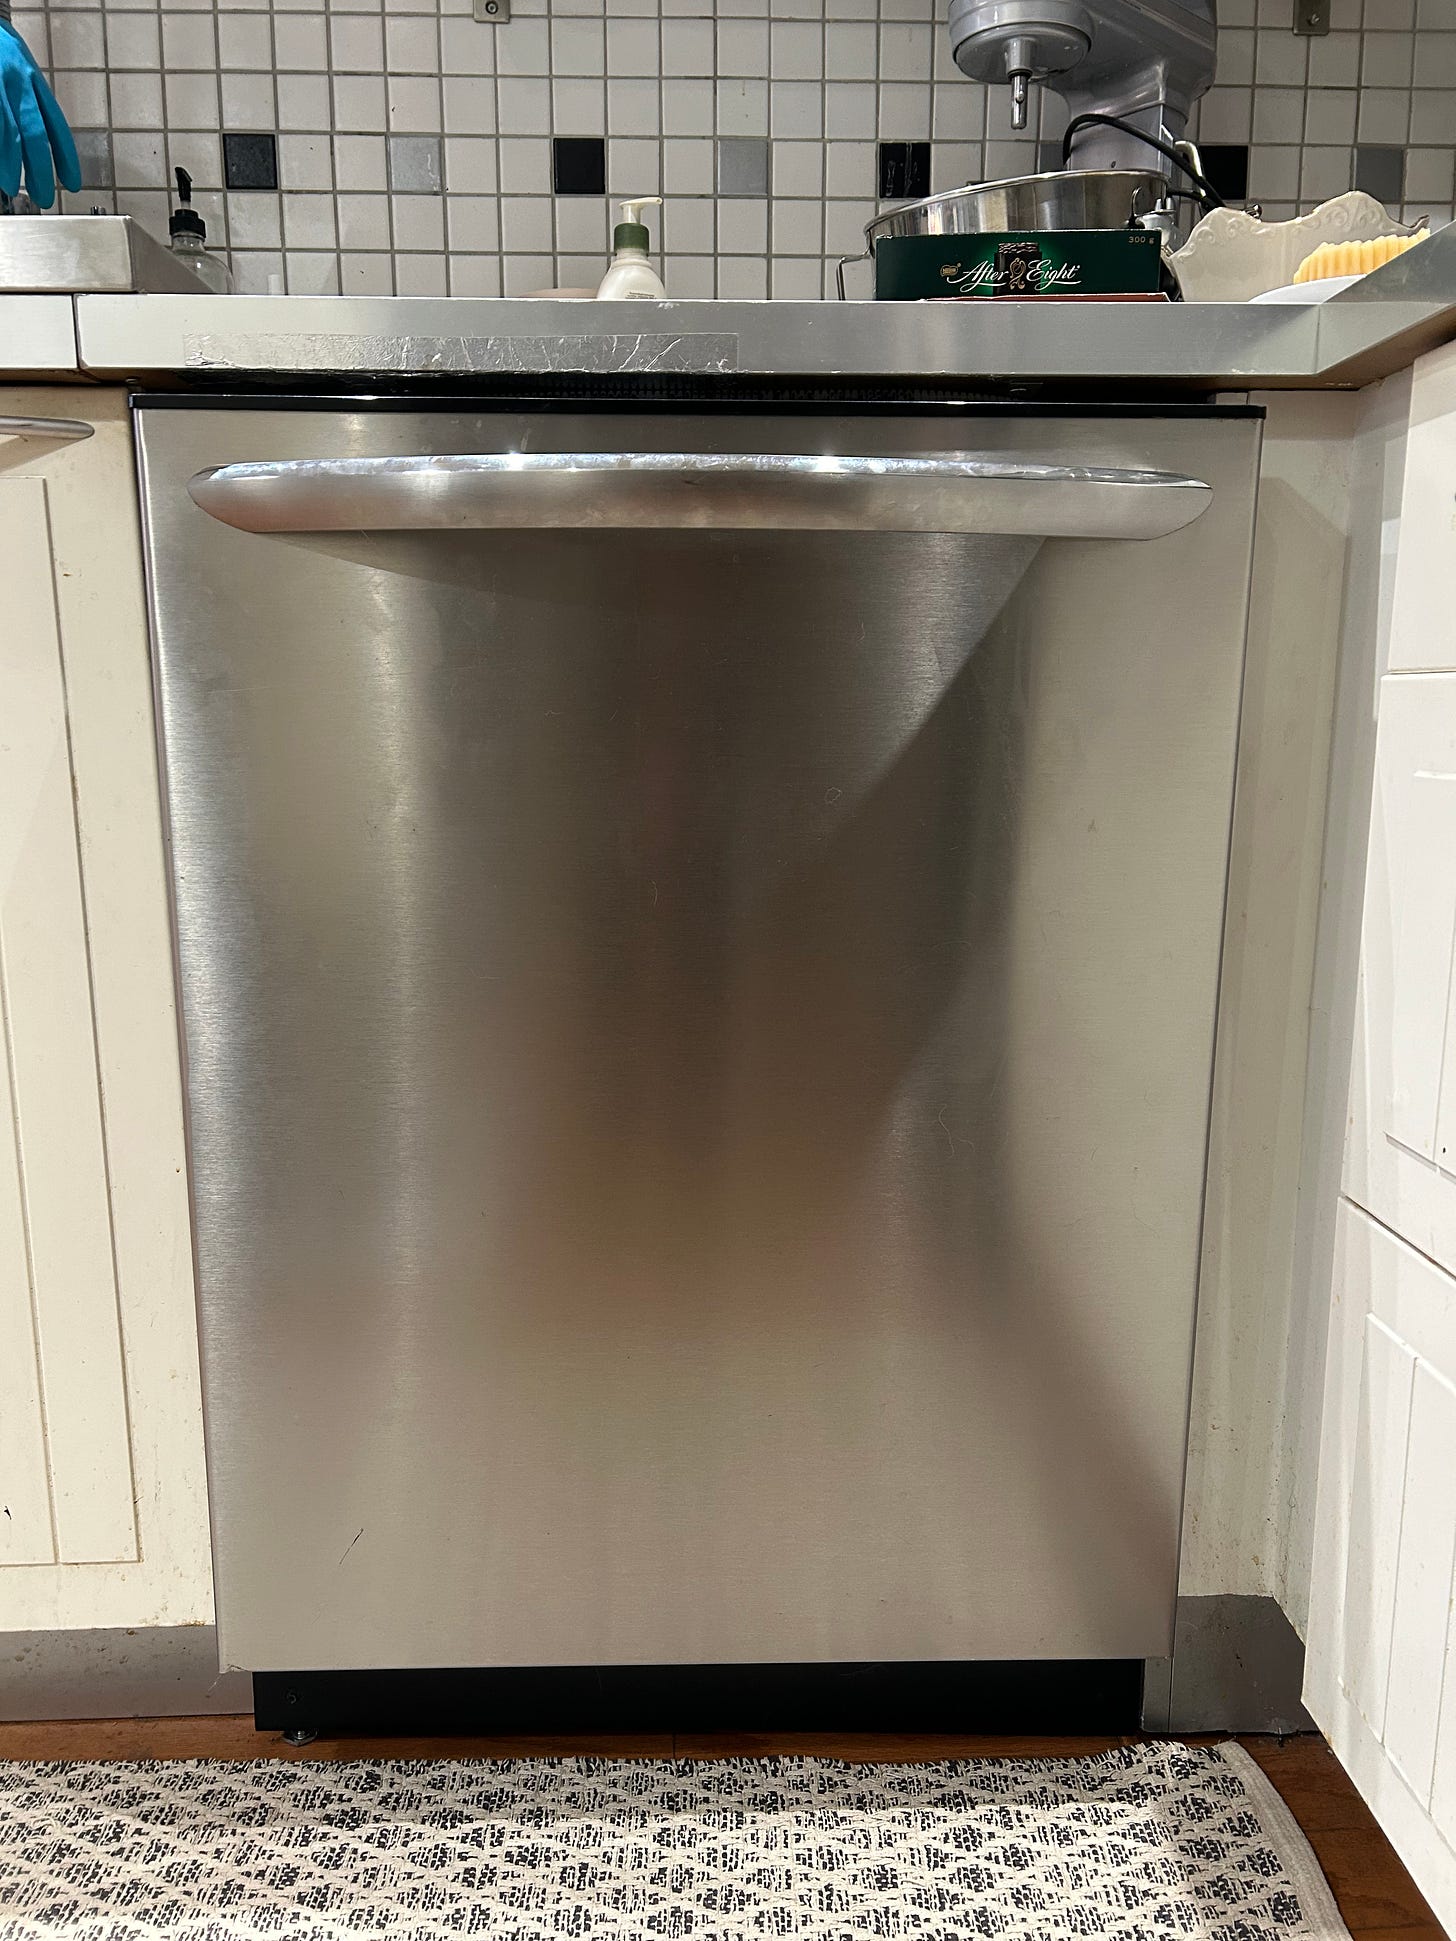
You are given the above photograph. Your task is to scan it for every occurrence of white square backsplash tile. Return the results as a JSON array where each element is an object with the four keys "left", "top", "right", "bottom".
[{"left": 35, "top": 0, "right": 1456, "bottom": 293}]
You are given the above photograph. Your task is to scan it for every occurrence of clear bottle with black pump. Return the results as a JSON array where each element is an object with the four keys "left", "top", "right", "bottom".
[{"left": 168, "top": 166, "right": 234, "bottom": 293}]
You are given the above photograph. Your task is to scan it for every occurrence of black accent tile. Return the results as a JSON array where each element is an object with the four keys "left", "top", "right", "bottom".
[
  {"left": 1037, "top": 141, "right": 1062, "bottom": 175},
  {"left": 223, "top": 131, "right": 278, "bottom": 192},
  {"left": 1354, "top": 144, "right": 1405, "bottom": 207},
  {"left": 1201, "top": 143, "right": 1250, "bottom": 202},
  {"left": 878, "top": 140, "right": 931, "bottom": 201},
  {"left": 553, "top": 136, "right": 606, "bottom": 197}
]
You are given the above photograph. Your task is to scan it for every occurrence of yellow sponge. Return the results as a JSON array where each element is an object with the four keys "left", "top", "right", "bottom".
[{"left": 1293, "top": 234, "right": 1424, "bottom": 283}]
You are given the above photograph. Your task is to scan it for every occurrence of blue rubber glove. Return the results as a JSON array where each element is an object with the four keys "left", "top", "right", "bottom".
[{"left": 0, "top": 19, "right": 81, "bottom": 209}]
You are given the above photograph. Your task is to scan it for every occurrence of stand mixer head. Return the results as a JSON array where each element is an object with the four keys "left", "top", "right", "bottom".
[{"left": 947, "top": 0, "right": 1217, "bottom": 165}]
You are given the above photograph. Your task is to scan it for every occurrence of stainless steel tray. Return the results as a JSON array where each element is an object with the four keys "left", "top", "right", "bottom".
[{"left": 0, "top": 215, "right": 204, "bottom": 294}]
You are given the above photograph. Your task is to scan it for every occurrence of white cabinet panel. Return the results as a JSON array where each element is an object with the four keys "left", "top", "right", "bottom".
[
  {"left": 1341, "top": 1314, "right": 1414, "bottom": 1740},
  {"left": 1386, "top": 1360, "right": 1456, "bottom": 1800},
  {"left": 1388, "top": 770, "right": 1456, "bottom": 1161},
  {"left": 1389, "top": 337, "right": 1456, "bottom": 674},
  {"left": 1345, "top": 670, "right": 1456, "bottom": 1277},
  {"left": 0, "top": 1052, "right": 54, "bottom": 1567},
  {"left": 0, "top": 476, "right": 137, "bottom": 1565},
  {"left": 0, "top": 391, "right": 211, "bottom": 1633},
  {"left": 1307, "top": 1203, "right": 1456, "bottom": 1935}
]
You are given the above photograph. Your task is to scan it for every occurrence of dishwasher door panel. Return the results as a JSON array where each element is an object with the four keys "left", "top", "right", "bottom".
[{"left": 135, "top": 405, "right": 1260, "bottom": 1673}]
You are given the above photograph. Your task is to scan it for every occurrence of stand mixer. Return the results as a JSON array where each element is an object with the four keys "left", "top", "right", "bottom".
[{"left": 948, "top": 0, "right": 1217, "bottom": 176}]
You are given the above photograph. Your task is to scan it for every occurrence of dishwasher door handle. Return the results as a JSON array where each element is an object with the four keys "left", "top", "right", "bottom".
[
  {"left": 0, "top": 415, "right": 95, "bottom": 443},
  {"left": 188, "top": 452, "right": 1211, "bottom": 542}
]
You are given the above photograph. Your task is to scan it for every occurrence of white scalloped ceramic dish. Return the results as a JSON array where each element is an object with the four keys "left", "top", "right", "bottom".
[{"left": 1171, "top": 194, "right": 1425, "bottom": 303}]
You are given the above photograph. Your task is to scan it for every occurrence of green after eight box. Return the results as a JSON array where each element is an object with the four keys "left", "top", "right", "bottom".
[{"left": 873, "top": 229, "right": 1164, "bottom": 301}]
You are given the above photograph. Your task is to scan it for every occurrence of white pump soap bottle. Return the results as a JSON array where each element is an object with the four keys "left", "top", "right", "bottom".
[{"left": 596, "top": 197, "right": 666, "bottom": 299}]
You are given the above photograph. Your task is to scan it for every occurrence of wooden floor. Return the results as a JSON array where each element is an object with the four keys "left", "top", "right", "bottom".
[{"left": 0, "top": 1717, "right": 1443, "bottom": 1939}]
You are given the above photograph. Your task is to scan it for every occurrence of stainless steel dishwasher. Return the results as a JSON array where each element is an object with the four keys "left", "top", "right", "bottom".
[{"left": 136, "top": 398, "right": 1260, "bottom": 1715}]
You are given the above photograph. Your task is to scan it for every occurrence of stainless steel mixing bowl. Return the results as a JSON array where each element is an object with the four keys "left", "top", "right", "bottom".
[{"left": 838, "top": 168, "right": 1172, "bottom": 297}]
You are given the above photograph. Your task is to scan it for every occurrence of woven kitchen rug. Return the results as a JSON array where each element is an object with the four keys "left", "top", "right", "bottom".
[{"left": 0, "top": 1740, "right": 1348, "bottom": 1940}]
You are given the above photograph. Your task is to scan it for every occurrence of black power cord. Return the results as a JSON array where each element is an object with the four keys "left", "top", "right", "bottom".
[{"left": 1060, "top": 112, "right": 1225, "bottom": 211}]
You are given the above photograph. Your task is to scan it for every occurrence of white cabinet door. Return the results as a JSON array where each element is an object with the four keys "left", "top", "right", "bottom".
[
  {"left": 0, "top": 473, "right": 138, "bottom": 1567},
  {"left": 1306, "top": 363, "right": 1456, "bottom": 1932},
  {"left": 0, "top": 393, "right": 211, "bottom": 1632},
  {"left": 1387, "top": 338, "right": 1456, "bottom": 677},
  {"left": 1344, "top": 670, "right": 1456, "bottom": 1274},
  {"left": 1306, "top": 1204, "right": 1456, "bottom": 1935}
]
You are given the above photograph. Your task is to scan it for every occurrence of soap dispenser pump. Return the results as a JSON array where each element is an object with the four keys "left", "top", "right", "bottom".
[
  {"left": 168, "top": 167, "right": 234, "bottom": 293},
  {"left": 596, "top": 197, "right": 666, "bottom": 299}
]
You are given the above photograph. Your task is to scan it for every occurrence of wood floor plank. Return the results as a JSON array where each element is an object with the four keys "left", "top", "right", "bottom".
[{"left": 0, "top": 1717, "right": 675, "bottom": 1762}]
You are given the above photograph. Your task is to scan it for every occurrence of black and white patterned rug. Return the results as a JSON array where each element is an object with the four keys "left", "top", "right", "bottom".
[{"left": 0, "top": 1740, "right": 1348, "bottom": 1939}]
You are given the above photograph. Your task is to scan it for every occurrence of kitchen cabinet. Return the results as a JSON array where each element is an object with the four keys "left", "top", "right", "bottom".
[
  {"left": 1306, "top": 1207, "right": 1456, "bottom": 1929},
  {"left": 1304, "top": 341, "right": 1456, "bottom": 1936},
  {"left": 0, "top": 391, "right": 211, "bottom": 1633}
]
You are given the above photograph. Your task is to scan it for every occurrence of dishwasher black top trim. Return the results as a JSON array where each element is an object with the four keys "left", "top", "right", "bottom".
[{"left": 131, "top": 389, "right": 1265, "bottom": 420}]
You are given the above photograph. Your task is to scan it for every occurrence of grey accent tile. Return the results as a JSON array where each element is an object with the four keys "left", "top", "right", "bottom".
[
  {"left": 72, "top": 128, "right": 114, "bottom": 189},
  {"left": 1354, "top": 142, "right": 1406, "bottom": 203},
  {"left": 717, "top": 133, "right": 769, "bottom": 194},
  {"left": 387, "top": 132, "right": 442, "bottom": 192}
]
